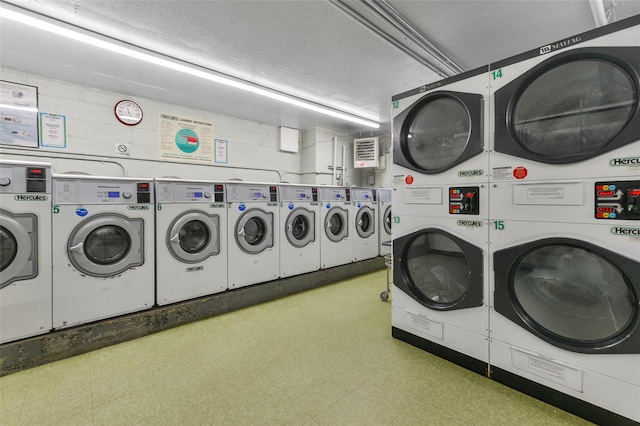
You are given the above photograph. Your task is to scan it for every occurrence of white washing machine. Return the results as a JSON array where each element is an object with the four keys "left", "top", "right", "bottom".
[
  {"left": 52, "top": 175, "right": 155, "bottom": 328},
  {"left": 391, "top": 184, "right": 490, "bottom": 376},
  {"left": 0, "top": 160, "right": 52, "bottom": 343},
  {"left": 226, "top": 181, "right": 279, "bottom": 289},
  {"left": 490, "top": 15, "right": 640, "bottom": 183},
  {"left": 376, "top": 187, "right": 392, "bottom": 256},
  {"left": 350, "top": 187, "right": 377, "bottom": 261},
  {"left": 278, "top": 184, "right": 320, "bottom": 278},
  {"left": 488, "top": 177, "right": 640, "bottom": 424},
  {"left": 392, "top": 65, "right": 490, "bottom": 188},
  {"left": 155, "top": 178, "right": 227, "bottom": 305},
  {"left": 318, "top": 186, "right": 351, "bottom": 269}
]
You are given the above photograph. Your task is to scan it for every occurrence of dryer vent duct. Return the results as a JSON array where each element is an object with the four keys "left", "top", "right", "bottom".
[{"left": 354, "top": 137, "right": 379, "bottom": 168}]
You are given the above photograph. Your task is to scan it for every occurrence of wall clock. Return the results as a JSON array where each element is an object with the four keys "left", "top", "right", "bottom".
[{"left": 114, "top": 100, "right": 143, "bottom": 126}]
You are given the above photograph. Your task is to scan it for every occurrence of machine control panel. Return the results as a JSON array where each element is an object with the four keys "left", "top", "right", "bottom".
[
  {"left": 226, "top": 183, "right": 278, "bottom": 202},
  {"left": 0, "top": 162, "right": 51, "bottom": 194},
  {"left": 136, "top": 182, "right": 151, "bottom": 203},
  {"left": 53, "top": 178, "right": 154, "bottom": 204},
  {"left": 157, "top": 182, "right": 225, "bottom": 203},
  {"left": 595, "top": 180, "right": 640, "bottom": 220},
  {"left": 25, "top": 166, "right": 48, "bottom": 193},
  {"left": 214, "top": 184, "right": 225, "bottom": 202},
  {"left": 377, "top": 189, "right": 392, "bottom": 203},
  {"left": 449, "top": 186, "right": 479, "bottom": 215},
  {"left": 317, "top": 187, "right": 349, "bottom": 203},
  {"left": 351, "top": 187, "right": 375, "bottom": 203},
  {"left": 279, "top": 185, "right": 316, "bottom": 202}
]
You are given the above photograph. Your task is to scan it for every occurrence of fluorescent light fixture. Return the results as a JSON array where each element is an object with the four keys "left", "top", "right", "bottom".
[
  {"left": 0, "top": 6, "right": 380, "bottom": 129},
  {"left": 0, "top": 104, "right": 38, "bottom": 113}
]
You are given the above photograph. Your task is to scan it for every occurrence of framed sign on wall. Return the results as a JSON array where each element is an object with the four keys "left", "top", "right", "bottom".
[{"left": 0, "top": 81, "right": 39, "bottom": 148}]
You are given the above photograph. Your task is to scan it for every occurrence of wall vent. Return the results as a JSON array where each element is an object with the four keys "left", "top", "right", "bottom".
[{"left": 353, "top": 137, "right": 379, "bottom": 168}]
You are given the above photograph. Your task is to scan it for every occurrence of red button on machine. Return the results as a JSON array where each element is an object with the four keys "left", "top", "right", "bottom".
[{"left": 513, "top": 166, "right": 528, "bottom": 179}]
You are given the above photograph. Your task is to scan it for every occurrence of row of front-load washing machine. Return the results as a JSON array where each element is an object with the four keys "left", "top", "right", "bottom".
[
  {"left": 390, "top": 15, "right": 639, "bottom": 425},
  {"left": 0, "top": 159, "right": 393, "bottom": 345}
]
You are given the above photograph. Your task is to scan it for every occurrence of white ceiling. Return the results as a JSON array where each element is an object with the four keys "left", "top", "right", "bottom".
[{"left": 1, "top": 0, "right": 639, "bottom": 136}]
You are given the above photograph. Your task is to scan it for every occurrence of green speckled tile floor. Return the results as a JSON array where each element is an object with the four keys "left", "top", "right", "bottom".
[{"left": 0, "top": 270, "right": 592, "bottom": 425}]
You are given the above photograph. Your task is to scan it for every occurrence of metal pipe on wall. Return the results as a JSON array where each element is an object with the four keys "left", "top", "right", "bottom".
[
  {"left": 332, "top": 136, "right": 338, "bottom": 186},
  {"left": 327, "top": 0, "right": 451, "bottom": 78},
  {"left": 362, "top": 0, "right": 464, "bottom": 75},
  {"left": 341, "top": 144, "right": 346, "bottom": 186},
  {"left": 589, "top": 0, "right": 608, "bottom": 26}
]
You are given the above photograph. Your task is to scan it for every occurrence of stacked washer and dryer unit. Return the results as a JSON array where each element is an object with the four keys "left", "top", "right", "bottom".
[
  {"left": 391, "top": 66, "right": 491, "bottom": 375},
  {"left": 0, "top": 160, "right": 52, "bottom": 344},
  {"left": 392, "top": 15, "right": 640, "bottom": 425},
  {"left": 487, "top": 16, "right": 640, "bottom": 425}
]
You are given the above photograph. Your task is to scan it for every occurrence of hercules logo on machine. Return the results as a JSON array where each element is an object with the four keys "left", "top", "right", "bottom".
[
  {"left": 457, "top": 219, "right": 483, "bottom": 228},
  {"left": 458, "top": 169, "right": 484, "bottom": 178},
  {"left": 610, "top": 157, "right": 640, "bottom": 166},
  {"left": 610, "top": 227, "right": 640, "bottom": 236},
  {"left": 14, "top": 194, "right": 48, "bottom": 201}
]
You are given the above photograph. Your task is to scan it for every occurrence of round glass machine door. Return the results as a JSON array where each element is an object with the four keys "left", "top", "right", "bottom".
[
  {"left": 384, "top": 206, "right": 392, "bottom": 235},
  {"left": 168, "top": 211, "right": 219, "bottom": 263},
  {"left": 511, "top": 244, "right": 635, "bottom": 346},
  {"left": 67, "top": 213, "right": 144, "bottom": 277},
  {"left": 325, "top": 207, "right": 348, "bottom": 242},
  {"left": 0, "top": 227, "right": 17, "bottom": 272},
  {"left": 355, "top": 206, "right": 374, "bottom": 239},
  {"left": 494, "top": 238, "right": 640, "bottom": 353},
  {"left": 235, "top": 209, "right": 273, "bottom": 254},
  {"left": 403, "top": 96, "right": 471, "bottom": 173},
  {"left": 286, "top": 208, "right": 315, "bottom": 248},
  {"left": 394, "top": 229, "right": 483, "bottom": 311},
  {"left": 0, "top": 210, "right": 37, "bottom": 288},
  {"left": 84, "top": 226, "right": 131, "bottom": 264},
  {"left": 503, "top": 56, "right": 638, "bottom": 162},
  {"left": 179, "top": 221, "right": 209, "bottom": 252}
]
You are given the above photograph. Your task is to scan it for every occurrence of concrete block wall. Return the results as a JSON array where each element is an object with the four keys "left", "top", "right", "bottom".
[
  {"left": 0, "top": 68, "right": 300, "bottom": 182},
  {"left": 1, "top": 67, "right": 393, "bottom": 186},
  {"left": 375, "top": 133, "right": 392, "bottom": 188},
  {"left": 300, "top": 127, "right": 373, "bottom": 187}
]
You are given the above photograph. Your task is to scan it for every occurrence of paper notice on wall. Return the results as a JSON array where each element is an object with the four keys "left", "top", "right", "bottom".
[
  {"left": 39, "top": 112, "right": 66, "bottom": 148},
  {"left": 158, "top": 113, "right": 214, "bottom": 163},
  {"left": 0, "top": 81, "right": 39, "bottom": 148},
  {"left": 215, "top": 139, "right": 228, "bottom": 164}
]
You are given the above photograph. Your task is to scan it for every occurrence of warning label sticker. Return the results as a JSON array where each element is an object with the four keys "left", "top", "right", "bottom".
[{"left": 492, "top": 167, "right": 514, "bottom": 181}]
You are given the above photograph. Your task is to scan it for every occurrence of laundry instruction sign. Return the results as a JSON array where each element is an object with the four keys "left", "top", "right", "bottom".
[
  {"left": 0, "top": 81, "right": 39, "bottom": 148},
  {"left": 159, "top": 113, "right": 214, "bottom": 163}
]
